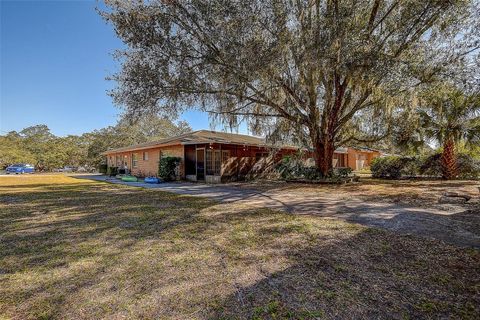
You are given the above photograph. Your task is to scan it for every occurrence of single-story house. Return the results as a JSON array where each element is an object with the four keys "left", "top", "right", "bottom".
[{"left": 102, "top": 130, "right": 381, "bottom": 182}]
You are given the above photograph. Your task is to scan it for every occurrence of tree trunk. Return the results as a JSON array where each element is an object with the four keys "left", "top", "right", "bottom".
[
  {"left": 441, "top": 137, "right": 458, "bottom": 180},
  {"left": 313, "top": 138, "right": 335, "bottom": 177}
]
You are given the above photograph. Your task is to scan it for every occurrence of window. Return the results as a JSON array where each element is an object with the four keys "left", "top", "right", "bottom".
[
  {"left": 205, "top": 150, "right": 226, "bottom": 176},
  {"left": 143, "top": 151, "right": 149, "bottom": 161},
  {"left": 206, "top": 150, "right": 213, "bottom": 175},
  {"left": 222, "top": 150, "right": 230, "bottom": 163},
  {"left": 116, "top": 155, "right": 121, "bottom": 166},
  {"left": 214, "top": 150, "right": 221, "bottom": 175},
  {"left": 123, "top": 155, "right": 128, "bottom": 167},
  {"left": 132, "top": 153, "right": 138, "bottom": 168}
]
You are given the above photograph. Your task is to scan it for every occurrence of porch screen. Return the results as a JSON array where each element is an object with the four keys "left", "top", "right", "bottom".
[
  {"left": 206, "top": 150, "right": 213, "bottom": 175},
  {"left": 206, "top": 150, "right": 222, "bottom": 176},
  {"left": 214, "top": 151, "right": 221, "bottom": 175}
]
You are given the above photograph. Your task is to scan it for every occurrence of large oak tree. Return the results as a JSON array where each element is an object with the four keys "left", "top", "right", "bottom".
[{"left": 102, "top": 0, "right": 478, "bottom": 175}]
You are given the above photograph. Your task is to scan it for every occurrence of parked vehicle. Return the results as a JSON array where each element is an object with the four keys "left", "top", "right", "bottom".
[{"left": 5, "top": 164, "right": 35, "bottom": 174}]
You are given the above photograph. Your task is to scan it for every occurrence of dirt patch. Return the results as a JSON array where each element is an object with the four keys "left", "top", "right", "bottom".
[{"left": 81, "top": 175, "right": 480, "bottom": 248}]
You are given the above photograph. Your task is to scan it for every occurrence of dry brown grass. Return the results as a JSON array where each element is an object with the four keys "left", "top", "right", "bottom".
[
  {"left": 236, "top": 178, "right": 480, "bottom": 207},
  {"left": 0, "top": 175, "right": 479, "bottom": 319}
]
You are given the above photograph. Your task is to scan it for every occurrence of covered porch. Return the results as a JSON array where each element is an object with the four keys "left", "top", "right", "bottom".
[{"left": 183, "top": 143, "right": 283, "bottom": 183}]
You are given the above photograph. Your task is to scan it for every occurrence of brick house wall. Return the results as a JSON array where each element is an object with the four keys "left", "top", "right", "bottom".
[
  {"left": 130, "top": 147, "right": 161, "bottom": 177},
  {"left": 346, "top": 148, "right": 381, "bottom": 170},
  {"left": 106, "top": 144, "right": 185, "bottom": 178},
  {"left": 105, "top": 142, "right": 382, "bottom": 180}
]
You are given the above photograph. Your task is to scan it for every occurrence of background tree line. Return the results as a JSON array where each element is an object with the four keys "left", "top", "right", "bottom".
[{"left": 0, "top": 115, "right": 191, "bottom": 171}]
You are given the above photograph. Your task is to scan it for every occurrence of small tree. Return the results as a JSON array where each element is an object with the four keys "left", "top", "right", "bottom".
[{"left": 419, "top": 86, "right": 480, "bottom": 179}]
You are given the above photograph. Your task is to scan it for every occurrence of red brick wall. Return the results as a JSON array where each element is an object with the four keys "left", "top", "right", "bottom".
[{"left": 105, "top": 144, "right": 185, "bottom": 178}]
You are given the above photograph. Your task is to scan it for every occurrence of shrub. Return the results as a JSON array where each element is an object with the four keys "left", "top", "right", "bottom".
[
  {"left": 276, "top": 155, "right": 324, "bottom": 180},
  {"left": 420, "top": 152, "right": 480, "bottom": 179},
  {"left": 457, "top": 153, "right": 480, "bottom": 179},
  {"left": 158, "top": 156, "right": 181, "bottom": 181},
  {"left": 276, "top": 155, "right": 354, "bottom": 181},
  {"left": 371, "top": 156, "right": 417, "bottom": 179},
  {"left": 276, "top": 155, "right": 303, "bottom": 180},
  {"left": 99, "top": 164, "right": 108, "bottom": 174},
  {"left": 333, "top": 167, "right": 353, "bottom": 177},
  {"left": 106, "top": 166, "right": 118, "bottom": 176},
  {"left": 419, "top": 153, "right": 442, "bottom": 177}
]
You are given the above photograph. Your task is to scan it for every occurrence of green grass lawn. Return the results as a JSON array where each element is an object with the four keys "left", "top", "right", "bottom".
[{"left": 0, "top": 175, "right": 479, "bottom": 319}]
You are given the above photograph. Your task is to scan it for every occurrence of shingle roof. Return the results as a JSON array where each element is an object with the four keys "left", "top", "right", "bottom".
[{"left": 102, "top": 130, "right": 290, "bottom": 154}]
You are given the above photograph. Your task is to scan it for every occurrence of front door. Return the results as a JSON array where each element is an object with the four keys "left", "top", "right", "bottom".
[{"left": 196, "top": 148, "right": 205, "bottom": 180}]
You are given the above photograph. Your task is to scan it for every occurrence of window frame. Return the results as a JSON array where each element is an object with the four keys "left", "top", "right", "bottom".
[
  {"left": 143, "top": 151, "right": 149, "bottom": 161},
  {"left": 206, "top": 149, "right": 214, "bottom": 175},
  {"left": 214, "top": 150, "right": 221, "bottom": 175},
  {"left": 132, "top": 153, "right": 138, "bottom": 168}
]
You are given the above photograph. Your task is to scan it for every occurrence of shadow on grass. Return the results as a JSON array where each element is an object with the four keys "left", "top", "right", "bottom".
[
  {"left": 0, "top": 180, "right": 479, "bottom": 319},
  {"left": 209, "top": 228, "right": 480, "bottom": 319}
]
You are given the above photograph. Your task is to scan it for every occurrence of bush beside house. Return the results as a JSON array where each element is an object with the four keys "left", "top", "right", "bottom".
[
  {"left": 158, "top": 156, "right": 181, "bottom": 181},
  {"left": 370, "top": 156, "right": 418, "bottom": 179},
  {"left": 106, "top": 166, "right": 118, "bottom": 176},
  {"left": 276, "top": 155, "right": 354, "bottom": 182}
]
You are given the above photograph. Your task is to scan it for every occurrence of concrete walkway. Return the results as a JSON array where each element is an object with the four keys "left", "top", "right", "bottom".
[{"left": 77, "top": 175, "right": 480, "bottom": 248}]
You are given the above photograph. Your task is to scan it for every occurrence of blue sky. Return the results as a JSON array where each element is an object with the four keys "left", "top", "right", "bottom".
[{"left": 0, "top": 0, "right": 244, "bottom": 136}]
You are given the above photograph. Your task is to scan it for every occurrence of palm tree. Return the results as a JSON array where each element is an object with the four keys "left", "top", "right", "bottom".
[{"left": 419, "top": 86, "right": 480, "bottom": 179}]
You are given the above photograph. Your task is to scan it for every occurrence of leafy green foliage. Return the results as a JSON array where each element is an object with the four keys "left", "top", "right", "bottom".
[
  {"left": 373, "top": 154, "right": 480, "bottom": 180},
  {"left": 99, "top": 164, "right": 108, "bottom": 174},
  {"left": 106, "top": 166, "right": 118, "bottom": 176},
  {"left": 419, "top": 86, "right": 480, "bottom": 148},
  {"left": 420, "top": 153, "right": 480, "bottom": 179},
  {"left": 333, "top": 167, "right": 353, "bottom": 178},
  {"left": 0, "top": 116, "right": 191, "bottom": 170},
  {"left": 0, "top": 126, "right": 84, "bottom": 170},
  {"left": 0, "top": 134, "right": 36, "bottom": 168},
  {"left": 371, "top": 156, "right": 418, "bottom": 179},
  {"left": 276, "top": 155, "right": 321, "bottom": 180},
  {"left": 457, "top": 154, "right": 480, "bottom": 180},
  {"left": 102, "top": 0, "right": 477, "bottom": 175},
  {"left": 276, "top": 155, "right": 353, "bottom": 181},
  {"left": 419, "top": 154, "right": 443, "bottom": 177},
  {"left": 158, "top": 157, "right": 181, "bottom": 181},
  {"left": 85, "top": 115, "right": 191, "bottom": 168}
]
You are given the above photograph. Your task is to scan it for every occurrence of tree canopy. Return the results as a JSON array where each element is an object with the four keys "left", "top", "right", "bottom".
[
  {"left": 0, "top": 116, "right": 192, "bottom": 170},
  {"left": 102, "top": 0, "right": 479, "bottom": 175}
]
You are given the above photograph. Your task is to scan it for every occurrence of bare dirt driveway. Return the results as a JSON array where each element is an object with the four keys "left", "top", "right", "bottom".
[{"left": 79, "top": 175, "right": 480, "bottom": 248}]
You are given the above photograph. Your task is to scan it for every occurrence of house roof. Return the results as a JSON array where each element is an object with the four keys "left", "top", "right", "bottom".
[{"left": 102, "top": 130, "right": 293, "bottom": 154}]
